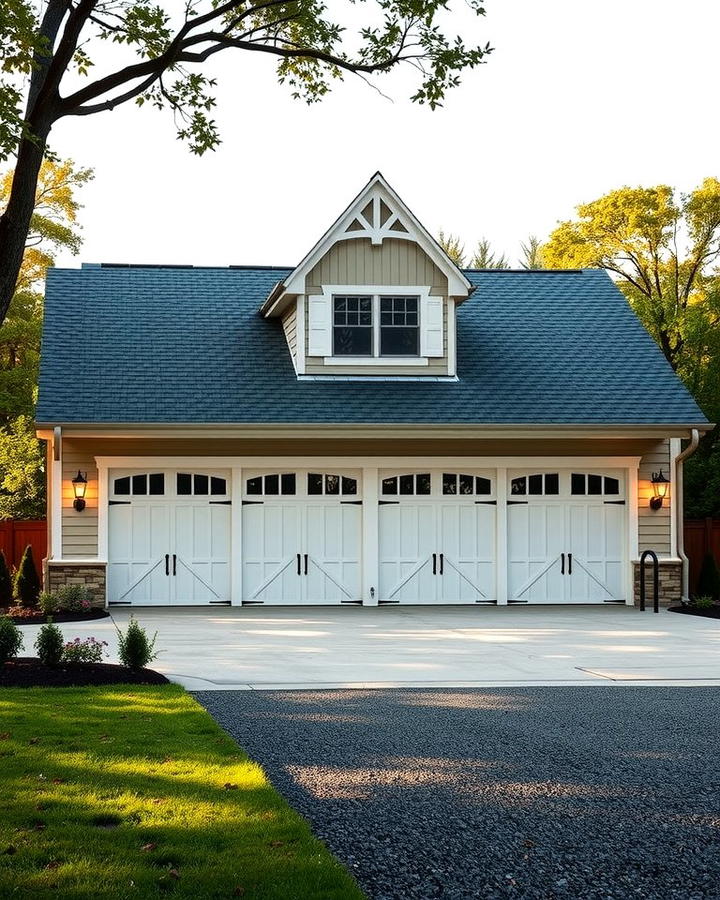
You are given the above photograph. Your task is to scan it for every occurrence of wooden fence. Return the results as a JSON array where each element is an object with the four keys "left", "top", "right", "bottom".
[
  {"left": 684, "top": 518, "right": 720, "bottom": 596},
  {"left": 0, "top": 520, "right": 47, "bottom": 571}
]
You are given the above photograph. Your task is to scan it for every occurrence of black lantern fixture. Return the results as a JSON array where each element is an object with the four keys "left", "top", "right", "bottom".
[
  {"left": 71, "top": 470, "right": 88, "bottom": 511},
  {"left": 650, "top": 469, "right": 669, "bottom": 510}
]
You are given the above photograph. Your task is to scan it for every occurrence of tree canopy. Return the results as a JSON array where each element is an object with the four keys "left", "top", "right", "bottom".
[
  {"left": 542, "top": 180, "right": 720, "bottom": 377},
  {"left": 0, "top": 1, "right": 493, "bottom": 324},
  {"left": 438, "top": 232, "right": 509, "bottom": 268},
  {"left": 0, "top": 157, "right": 91, "bottom": 520},
  {"left": 542, "top": 179, "right": 720, "bottom": 517}
]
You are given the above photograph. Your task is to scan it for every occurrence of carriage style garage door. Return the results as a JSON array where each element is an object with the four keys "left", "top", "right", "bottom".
[
  {"left": 241, "top": 471, "right": 362, "bottom": 605},
  {"left": 107, "top": 470, "right": 231, "bottom": 605},
  {"left": 378, "top": 470, "right": 496, "bottom": 604},
  {"left": 507, "top": 470, "right": 626, "bottom": 604},
  {"left": 104, "top": 463, "right": 630, "bottom": 607}
]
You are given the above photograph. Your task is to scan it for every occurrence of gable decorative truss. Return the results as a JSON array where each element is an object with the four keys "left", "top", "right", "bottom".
[{"left": 261, "top": 172, "right": 473, "bottom": 317}]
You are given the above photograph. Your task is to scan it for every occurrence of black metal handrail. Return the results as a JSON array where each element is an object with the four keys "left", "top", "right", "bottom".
[{"left": 639, "top": 549, "right": 659, "bottom": 613}]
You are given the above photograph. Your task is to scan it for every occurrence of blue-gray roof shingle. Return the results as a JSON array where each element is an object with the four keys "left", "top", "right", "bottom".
[{"left": 35, "top": 264, "right": 707, "bottom": 426}]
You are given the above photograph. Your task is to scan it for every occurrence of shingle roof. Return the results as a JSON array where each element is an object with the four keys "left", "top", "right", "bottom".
[{"left": 36, "top": 263, "right": 708, "bottom": 426}]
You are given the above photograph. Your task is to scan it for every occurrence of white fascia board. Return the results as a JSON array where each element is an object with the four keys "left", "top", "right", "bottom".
[
  {"left": 281, "top": 173, "right": 472, "bottom": 298},
  {"left": 60, "top": 423, "right": 707, "bottom": 440},
  {"left": 96, "top": 455, "right": 643, "bottom": 469}
]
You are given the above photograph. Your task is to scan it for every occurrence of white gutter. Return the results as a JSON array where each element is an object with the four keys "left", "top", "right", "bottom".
[{"left": 675, "top": 428, "right": 700, "bottom": 603}]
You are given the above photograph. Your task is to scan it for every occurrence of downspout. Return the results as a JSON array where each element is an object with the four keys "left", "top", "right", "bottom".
[{"left": 675, "top": 428, "right": 700, "bottom": 603}]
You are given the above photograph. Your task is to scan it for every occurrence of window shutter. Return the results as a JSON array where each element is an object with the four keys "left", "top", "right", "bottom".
[
  {"left": 420, "top": 295, "right": 444, "bottom": 357},
  {"left": 307, "top": 294, "right": 332, "bottom": 357}
]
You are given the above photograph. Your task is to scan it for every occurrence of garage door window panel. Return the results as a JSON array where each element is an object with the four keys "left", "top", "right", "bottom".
[
  {"left": 571, "top": 473, "right": 622, "bottom": 496},
  {"left": 511, "top": 474, "right": 559, "bottom": 496},
  {"left": 382, "top": 473, "right": 431, "bottom": 496},
  {"left": 443, "top": 473, "right": 492, "bottom": 496},
  {"left": 113, "top": 473, "right": 165, "bottom": 497},
  {"left": 308, "top": 473, "right": 358, "bottom": 496},
  {"left": 177, "top": 473, "right": 227, "bottom": 496},
  {"left": 245, "top": 473, "right": 297, "bottom": 496}
]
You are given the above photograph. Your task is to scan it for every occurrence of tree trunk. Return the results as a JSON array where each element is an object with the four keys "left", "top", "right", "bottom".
[
  {"left": 0, "top": 124, "right": 52, "bottom": 324},
  {"left": 0, "top": 0, "right": 73, "bottom": 325}
]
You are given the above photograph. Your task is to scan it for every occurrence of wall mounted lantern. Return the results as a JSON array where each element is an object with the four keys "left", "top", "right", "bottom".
[
  {"left": 72, "top": 470, "right": 88, "bottom": 511},
  {"left": 650, "top": 469, "right": 669, "bottom": 510}
]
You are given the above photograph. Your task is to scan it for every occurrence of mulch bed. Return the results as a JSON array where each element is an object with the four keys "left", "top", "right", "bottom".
[
  {"left": 668, "top": 604, "right": 720, "bottom": 620},
  {"left": 1, "top": 608, "right": 110, "bottom": 624},
  {"left": 0, "top": 657, "right": 169, "bottom": 688}
]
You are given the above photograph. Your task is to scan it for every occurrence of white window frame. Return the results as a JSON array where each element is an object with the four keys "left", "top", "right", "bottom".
[{"left": 316, "top": 284, "right": 439, "bottom": 365}]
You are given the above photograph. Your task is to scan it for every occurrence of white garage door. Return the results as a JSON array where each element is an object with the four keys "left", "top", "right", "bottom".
[
  {"left": 107, "top": 470, "right": 231, "bottom": 605},
  {"left": 241, "top": 471, "right": 362, "bottom": 604},
  {"left": 507, "top": 471, "right": 626, "bottom": 604},
  {"left": 379, "top": 471, "right": 496, "bottom": 604}
]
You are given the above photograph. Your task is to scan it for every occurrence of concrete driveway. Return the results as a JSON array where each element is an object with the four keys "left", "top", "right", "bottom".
[{"left": 17, "top": 605, "right": 720, "bottom": 689}]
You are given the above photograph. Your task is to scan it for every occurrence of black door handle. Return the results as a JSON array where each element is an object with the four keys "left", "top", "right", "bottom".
[
  {"left": 439, "top": 553, "right": 444, "bottom": 575},
  {"left": 568, "top": 553, "right": 572, "bottom": 575},
  {"left": 172, "top": 553, "right": 176, "bottom": 576},
  {"left": 432, "top": 553, "right": 437, "bottom": 574},
  {"left": 560, "top": 552, "right": 565, "bottom": 575},
  {"left": 296, "top": 553, "right": 301, "bottom": 575},
  {"left": 165, "top": 554, "right": 169, "bottom": 576},
  {"left": 304, "top": 553, "right": 308, "bottom": 575}
]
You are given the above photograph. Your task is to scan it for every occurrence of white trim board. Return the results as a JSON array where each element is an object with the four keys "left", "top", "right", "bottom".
[
  {"left": 96, "top": 455, "right": 643, "bottom": 469},
  {"left": 277, "top": 174, "right": 472, "bottom": 301}
]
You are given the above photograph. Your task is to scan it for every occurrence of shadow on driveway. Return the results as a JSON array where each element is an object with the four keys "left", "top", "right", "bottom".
[{"left": 197, "top": 687, "right": 720, "bottom": 900}]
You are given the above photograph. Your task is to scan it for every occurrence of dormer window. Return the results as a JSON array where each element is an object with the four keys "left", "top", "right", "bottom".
[
  {"left": 380, "top": 296, "right": 419, "bottom": 355},
  {"left": 333, "top": 296, "right": 373, "bottom": 356},
  {"left": 332, "top": 294, "right": 420, "bottom": 357}
]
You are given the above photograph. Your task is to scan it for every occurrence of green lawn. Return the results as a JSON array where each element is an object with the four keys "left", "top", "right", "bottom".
[{"left": 0, "top": 685, "right": 364, "bottom": 899}]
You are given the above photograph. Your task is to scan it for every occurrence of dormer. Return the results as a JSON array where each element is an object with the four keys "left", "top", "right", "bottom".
[{"left": 261, "top": 173, "right": 474, "bottom": 377}]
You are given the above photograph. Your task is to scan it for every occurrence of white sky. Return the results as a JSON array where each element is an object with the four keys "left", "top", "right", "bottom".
[{"left": 51, "top": 0, "right": 720, "bottom": 270}]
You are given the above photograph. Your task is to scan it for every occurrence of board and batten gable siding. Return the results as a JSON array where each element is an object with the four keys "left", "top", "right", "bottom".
[
  {"left": 306, "top": 238, "right": 448, "bottom": 294},
  {"left": 303, "top": 237, "right": 450, "bottom": 376},
  {"left": 61, "top": 442, "right": 98, "bottom": 558},
  {"left": 638, "top": 438, "right": 672, "bottom": 556}
]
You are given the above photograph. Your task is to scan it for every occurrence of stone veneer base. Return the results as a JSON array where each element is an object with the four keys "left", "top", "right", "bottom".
[
  {"left": 45, "top": 562, "right": 107, "bottom": 608},
  {"left": 633, "top": 559, "right": 682, "bottom": 608}
]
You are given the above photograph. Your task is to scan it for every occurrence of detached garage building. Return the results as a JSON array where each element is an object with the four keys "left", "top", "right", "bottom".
[{"left": 36, "top": 174, "right": 710, "bottom": 609}]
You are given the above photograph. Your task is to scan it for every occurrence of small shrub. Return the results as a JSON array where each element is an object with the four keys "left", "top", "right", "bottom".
[
  {"left": 35, "top": 620, "right": 64, "bottom": 667},
  {"left": 38, "top": 591, "right": 60, "bottom": 616},
  {"left": 0, "top": 550, "right": 12, "bottom": 606},
  {"left": 13, "top": 545, "right": 40, "bottom": 608},
  {"left": 692, "top": 595, "right": 716, "bottom": 610},
  {"left": 116, "top": 616, "right": 158, "bottom": 670},
  {"left": 54, "top": 585, "right": 94, "bottom": 613},
  {"left": 0, "top": 616, "right": 24, "bottom": 664},
  {"left": 696, "top": 552, "right": 720, "bottom": 602},
  {"left": 62, "top": 636, "right": 107, "bottom": 665}
]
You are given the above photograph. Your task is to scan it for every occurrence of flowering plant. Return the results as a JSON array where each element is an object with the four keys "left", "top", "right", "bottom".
[
  {"left": 55, "top": 585, "right": 94, "bottom": 613},
  {"left": 61, "top": 636, "right": 108, "bottom": 664}
]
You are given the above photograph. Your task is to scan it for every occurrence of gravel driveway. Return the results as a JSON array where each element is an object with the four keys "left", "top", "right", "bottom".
[{"left": 196, "top": 688, "right": 720, "bottom": 900}]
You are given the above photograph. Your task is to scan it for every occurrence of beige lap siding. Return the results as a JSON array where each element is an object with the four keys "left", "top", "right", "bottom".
[
  {"left": 282, "top": 305, "right": 297, "bottom": 366},
  {"left": 61, "top": 442, "right": 98, "bottom": 558},
  {"left": 638, "top": 439, "right": 672, "bottom": 557},
  {"left": 56, "top": 435, "right": 674, "bottom": 566}
]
